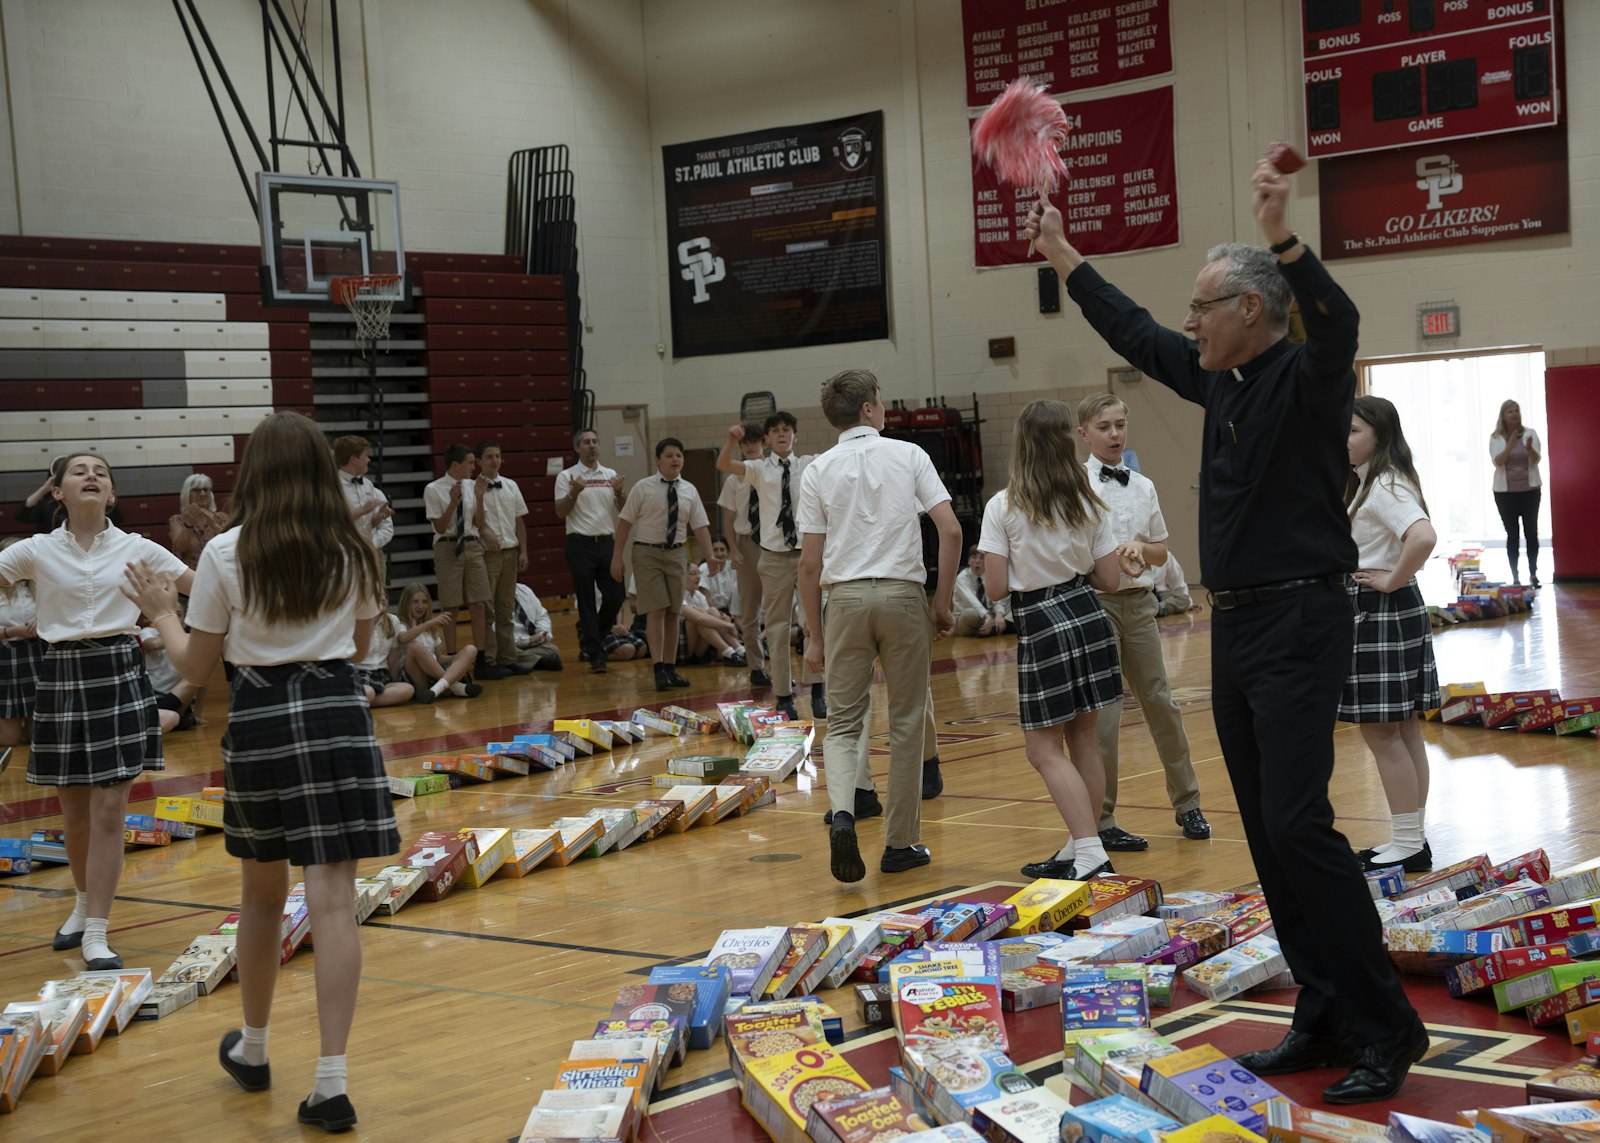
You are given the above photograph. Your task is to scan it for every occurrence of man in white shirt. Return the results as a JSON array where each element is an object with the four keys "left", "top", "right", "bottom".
[
  {"left": 555, "top": 428, "right": 627, "bottom": 674},
  {"left": 798, "top": 369, "right": 962, "bottom": 884},
  {"left": 335, "top": 435, "right": 394, "bottom": 584},
  {"left": 423, "top": 444, "right": 489, "bottom": 658},
  {"left": 717, "top": 411, "right": 826, "bottom": 721},
  {"left": 717, "top": 421, "right": 770, "bottom": 687},
  {"left": 512, "top": 582, "right": 562, "bottom": 672},
  {"left": 475, "top": 439, "right": 531, "bottom": 678}
]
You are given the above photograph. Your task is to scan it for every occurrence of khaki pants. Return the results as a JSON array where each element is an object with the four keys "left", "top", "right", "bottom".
[
  {"left": 735, "top": 532, "right": 765, "bottom": 672},
  {"left": 835, "top": 687, "right": 937, "bottom": 793},
  {"left": 954, "top": 606, "right": 989, "bottom": 636},
  {"left": 823, "top": 579, "right": 930, "bottom": 849},
  {"left": 759, "top": 548, "right": 818, "bottom": 696},
  {"left": 483, "top": 547, "right": 519, "bottom": 665},
  {"left": 1095, "top": 587, "right": 1201, "bottom": 829},
  {"left": 515, "top": 640, "right": 563, "bottom": 671}
]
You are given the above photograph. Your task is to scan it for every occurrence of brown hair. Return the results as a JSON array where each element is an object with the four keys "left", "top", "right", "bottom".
[
  {"left": 1075, "top": 393, "right": 1127, "bottom": 427},
  {"left": 332, "top": 435, "right": 370, "bottom": 466},
  {"left": 231, "top": 412, "right": 382, "bottom": 623},
  {"left": 820, "top": 369, "right": 880, "bottom": 431},
  {"left": 1347, "top": 395, "right": 1430, "bottom": 519},
  {"left": 1492, "top": 399, "right": 1525, "bottom": 442},
  {"left": 1007, "top": 400, "right": 1104, "bottom": 530}
]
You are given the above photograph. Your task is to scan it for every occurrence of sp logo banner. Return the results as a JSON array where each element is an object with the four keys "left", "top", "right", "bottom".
[{"left": 677, "top": 236, "right": 725, "bottom": 303}]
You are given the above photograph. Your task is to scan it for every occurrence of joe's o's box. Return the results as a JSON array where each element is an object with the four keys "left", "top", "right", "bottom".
[{"left": 400, "top": 831, "right": 472, "bottom": 902}]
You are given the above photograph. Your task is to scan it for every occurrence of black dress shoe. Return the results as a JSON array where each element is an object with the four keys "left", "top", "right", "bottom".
[
  {"left": 654, "top": 663, "right": 673, "bottom": 692},
  {"left": 505, "top": 662, "right": 534, "bottom": 676},
  {"left": 1075, "top": 859, "right": 1116, "bottom": 881},
  {"left": 461, "top": 681, "right": 484, "bottom": 698},
  {"left": 219, "top": 1030, "right": 271, "bottom": 1092},
  {"left": 1322, "top": 1022, "right": 1430, "bottom": 1104},
  {"left": 475, "top": 664, "right": 508, "bottom": 680},
  {"left": 1237, "top": 1028, "right": 1358, "bottom": 1076},
  {"left": 1020, "top": 855, "right": 1076, "bottom": 880},
  {"left": 880, "top": 844, "right": 932, "bottom": 873},
  {"left": 1359, "top": 841, "right": 1433, "bottom": 874},
  {"left": 824, "top": 788, "right": 882, "bottom": 825},
  {"left": 52, "top": 927, "right": 84, "bottom": 951},
  {"left": 1099, "top": 826, "right": 1149, "bottom": 852},
  {"left": 921, "top": 756, "right": 943, "bottom": 799},
  {"left": 1176, "top": 808, "right": 1211, "bottom": 840},
  {"left": 830, "top": 815, "right": 865, "bottom": 883},
  {"left": 751, "top": 668, "right": 772, "bottom": 688},
  {"left": 667, "top": 669, "right": 692, "bottom": 688},
  {"left": 775, "top": 694, "right": 799, "bottom": 720},
  {"left": 590, "top": 654, "right": 608, "bottom": 675},
  {"left": 84, "top": 949, "right": 124, "bottom": 971},
  {"left": 811, "top": 683, "right": 827, "bottom": 719},
  {"left": 298, "top": 1093, "right": 358, "bottom": 1132}
]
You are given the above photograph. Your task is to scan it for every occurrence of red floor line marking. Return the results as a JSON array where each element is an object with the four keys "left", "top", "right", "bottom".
[{"left": 0, "top": 907, "right": 214, "bottom": 959}]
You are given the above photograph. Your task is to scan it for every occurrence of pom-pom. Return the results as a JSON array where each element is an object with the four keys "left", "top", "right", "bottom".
[{"left": 972, "top": 78, "right": 1070, "bottom": 193}]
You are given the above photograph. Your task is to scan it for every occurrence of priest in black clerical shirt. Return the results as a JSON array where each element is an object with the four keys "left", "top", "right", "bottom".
[{"left": 1026, "top": 153, "right": 1429, "bottom": 1106}]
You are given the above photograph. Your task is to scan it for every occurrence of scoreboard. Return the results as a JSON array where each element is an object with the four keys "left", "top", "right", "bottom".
[{"left": 1300, "top": 0, "right": 1561, "bottom": 159}]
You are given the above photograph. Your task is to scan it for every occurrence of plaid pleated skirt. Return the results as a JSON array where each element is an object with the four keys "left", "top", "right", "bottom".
[
  {"left": 221, "top": 659, "right": 400, "bottom": 867},
  {"left": 30, "top": 636, "right": 162, "bottom": 786},
  {"left": 1012, "top": 577, "right": 1123, "bottom": 730},
  {"left": 0, "top": 635, "right": 46, "bottom": 719},
  {"left": 1338, "top": 577, "right": 1440, "bottom": 723}
]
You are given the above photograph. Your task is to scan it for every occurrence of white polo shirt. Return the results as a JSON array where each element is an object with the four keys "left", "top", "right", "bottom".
[
  {"left": 555, "top": 461, "right": 621, "bottom": 537},
  {"left": 341, "top": 472, "right": 393, "bottom": 550},
  {"left": 1349, "top": 465, "right": 1429, "bottom": 571},
  {"left": 797, "top": 426, "right": 951, "bottom": 587},
  {"left": 423, "top": 475, "right": 480, "bottom": 543},
  {"left": 0, "top": 524, "right": 188, "bottom": 642},
  {"left": 742, "top": 452, "right": 814, "bottom": 552},
  {"left": 1084, "top": 457, "right": 1167, "bottom": 591},
  {"left": 619, "top": 475, "right": 709, "bottom": 546},
  {"left": 977, "top": 488, "right": 1118, "bottom": 593},
  {"left": 479, "top": 475, "right": 529, "bottom": 549}
]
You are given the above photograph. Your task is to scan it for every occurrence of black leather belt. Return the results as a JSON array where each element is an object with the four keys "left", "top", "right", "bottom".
[
  {"left": 1013, "top": 575, "right": 1088, "bottom": 607},
  {"left": 1208, "top": 572, "right": 1347, "bottom": 611},
  {"left": 636, "top": 541, "right": 682, "bottom": 550}
]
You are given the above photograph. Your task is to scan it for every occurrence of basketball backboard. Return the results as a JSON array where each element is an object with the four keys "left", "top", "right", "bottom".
[{"left": 257, "top": 172, "right": 405, "bottom": 305}]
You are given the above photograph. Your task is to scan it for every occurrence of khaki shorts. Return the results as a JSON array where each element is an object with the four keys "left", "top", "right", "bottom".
[
  {"left": 633, "top": 544, "right": 686, "bottom": 615},
  {"left": 434, "top": 538, "right": 490, "bottom": 606}
]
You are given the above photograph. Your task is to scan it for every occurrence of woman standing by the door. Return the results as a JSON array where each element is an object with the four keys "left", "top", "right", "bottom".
[{"left": 1490, "top": 399, "right": 1543, "bottom": 587}]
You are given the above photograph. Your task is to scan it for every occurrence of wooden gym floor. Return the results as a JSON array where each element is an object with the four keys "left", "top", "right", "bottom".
[{"left": 1, "top": 560, "right": 1596, "bottom": 1140}]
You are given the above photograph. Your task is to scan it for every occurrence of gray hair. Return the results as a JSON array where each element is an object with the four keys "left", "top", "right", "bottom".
[
  {"left": 179, "top": 472, "right": 216, "bottom": 510},
  {"left": 1205, "top": 242, "right": 1291, "bottom": 328}
]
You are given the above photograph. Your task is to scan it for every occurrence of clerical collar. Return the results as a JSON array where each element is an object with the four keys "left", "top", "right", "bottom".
[{"left": 1230, "top": 336, "right": 1293, "bottom": 383}]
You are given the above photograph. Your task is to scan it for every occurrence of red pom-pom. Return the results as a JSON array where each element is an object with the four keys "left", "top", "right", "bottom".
[{"left": 972, "top": 79, "right": 1070, "bottom": 193}]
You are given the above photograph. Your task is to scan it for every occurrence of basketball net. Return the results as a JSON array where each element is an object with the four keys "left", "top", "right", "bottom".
[{"left": 329, "top": 273, "right": 403, "bottom": 350}]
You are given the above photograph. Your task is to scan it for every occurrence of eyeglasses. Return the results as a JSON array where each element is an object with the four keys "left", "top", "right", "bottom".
[{"left": 1187, "top": 292, "right": 1244, "bottom": 317}]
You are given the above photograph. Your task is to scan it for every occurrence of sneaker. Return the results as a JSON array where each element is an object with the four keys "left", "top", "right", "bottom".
[
  {"left": 880, "top": 844, "right": 932, "bottom": 873},
  {"left": 775, "top": 694, "right": 799, "bottom": 720},
  {"left": 824, "top": 788, "right": 882, "bottom": 825},
  {"left": 1176, "top": 809, "right": 1211, "bottom": 840},
  {"left": 1099, "top": 826, "right": 1149, "bottom": 852},
  {"left": 811, "top": 683, "right": 827, "bottom": 719},
  {"left": 830, "top": 814, "right": 865, "bottom": 883},
  {"left": 921, "top": 756, "right": 943, "bottom": 799},
  {"left": 297, "top": 1094, "right": 358, "bottom": 1133},
  {"left": 750, "top": 668, "right": 772, "bottom": 688},
  {"left": 219, "top": 1030, "right": 271, "bottom": 1092},
  {"left": 1020, "top": 854, "right": 1075, "bottom": 879}
]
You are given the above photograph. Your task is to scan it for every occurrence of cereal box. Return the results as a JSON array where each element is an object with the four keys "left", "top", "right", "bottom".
[
  {"left": 0, "top": 837, "right": 33, "bottom": 876},
  {"left": 1058, "top": 1094, "right": 1182, "bottom": 1143},
  {"left": 895, "top": 976, "right": 1006, "bottom": 1052},
  {"left": 765, "top": 926, "right": 829, "bottom": 1002},
  {"left": 658, "top": 784, "right": 716, "bottom": 828},
  {"left": 1447, "top": 945, "right": 1573, "bottom": 998},
  {"left": 1001, "top": 879, "right": 1091, "bottom": 936},
  {"left": 1162, "top": 1115, "right": 1267, "bottom": 1143},
  {"left": 553, "top": 718, "right": 614, "bottom": 749},
  {"left": 1139, "top": 1046, "right": 1282, "bottom": 1134},
  {"left": 1079, "top": 915, "right": 1171, "bottom": 962},
  {"left": 661, "top": 705, "right": 719, "bottom": 734},
  {"left": 1068, "top": 875, "right": 1164, "bottom": 929},
  {"left": 135, "top": 981, "right": 198, "bottom": 1021},
  {"left": 1156, "top": 891, "right": 1236, "bottom": 922},
  {"left": 726, "top": 1007, "right": 828, "bottom": 1080},
  {"left": 1203, "top": 894, "right": 1275, "bottom": 944},
  {"left": 1000, "top": 963, "right": 1063, "bottom": 1012},
  {"left": 1061, "top": 967, "right": 1149, "bottom": 1057},
  {"left": 668, "top": 753, "right": 742, "bottom": 778},
  {"left": 154, "top": 795, "right": 225, "bottom": 828},
  {"left": 1525, "top": 1057, "right": 1600, "bottom": 1104},
  {"left": 1568, "top": 1002, "right": 1600, "bottom": 1045},
  {"left": 974, "top": 1084, "right": 1070, "bottom": 1141},
  {"left": 899, "top": 1040, "right": 1033, "bottom": 1125},
  {"left": 631, "top": 708, "right": 686, "bottom": 736},
  {"left": 1526, "top": 981, "right": 1600, "bottom": 1027},
  {"left": 742, "top": 1044, "right": 873, "bottom": 1143},
  {"left": 373, "top": 864, "right": 427, "bottom": 914},
  {"left": 707, "top": 926, "right": 790, "bottom": 998},
  {"left": 387, "top": 772, "right": 451, "bottom": 798},
  {"left": 156, "top": 934, "right": 237, "bottom": 995},
  {"left": 803, "top": 1086, "right": 929, "bottom": 1143},
  {"left": 550, "top": 1056, "right": 651, "bottom": 1109},
  {"left": 1385, "top": 1111, "right": 1485, "bottom": 1143},
  {"left": 822, "top": 917, "right": 884, "bottom": 990},
  {"left": 456, "top": 826, "right": 511, "bottom": 888},
  {"left": 1263, "top": 1097, "right": 1394, "bottom": 1142},
  {"left": 1508, "top": 899, "right": 1600, "bottom": 947},
  {"left": 520, "top": 1097, "right": 637, "bottom": 1143},
  {"left": 647, "top": 965, "right": 732, "bottom": 1051},
  {"left": 854, "top": 982, "right": 892, "bottom": 1027},
  {"left": 799, "top": 924, "right": 858, "bottom": 997},
  {"left": 400, "top": 831, "right": 470, "bottom": 901},
  {"left": 497, "top": 829, "right": 559, "bottom": 878}
]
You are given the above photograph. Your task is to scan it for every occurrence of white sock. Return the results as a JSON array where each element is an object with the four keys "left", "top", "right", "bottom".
[
  {"left": 1371, "top": 811, "right": 1425, "bottom": 860},
  {"left": 1073, "top": 837, "right": 1110, "bottom": 872},
  {"left": 308, "top": 1054, "right": 348, "bottom": 1105},
  {"left": 448, "top": 680, "right": 468, "bottom": 697},
  {"left": 1053, "top": 839, "right": 1074, "bottom": 862},
  {"left": 81, "top": 917, "right": 114, "bottom": 964},
  {"left": 721, "top": 646, "right": 738, "bottom": 660},
  {"left": 59, "top": 891, "right": 89, "bottom": 936},
  {"left": 232, "top": 1023, "right": 269, "bottom": 1067},
  {"left": 430, "top": 678, "right": 448, "bottom": 697}
]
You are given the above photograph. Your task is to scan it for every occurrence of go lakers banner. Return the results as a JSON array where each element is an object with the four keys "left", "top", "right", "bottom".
[{"left": 662, "top": 111, "right": 889, "bottom": 358}]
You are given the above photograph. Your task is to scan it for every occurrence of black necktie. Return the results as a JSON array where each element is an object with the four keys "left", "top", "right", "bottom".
[
  {"left": 778, "top": 459, "right": 797, "bottom": 549},
  {"left": 1099, "top": 467, "right": 1130, "bottom": 486},
  {"left": 747, "top": 487, "right": 760, "bottom": 536},
  {"left": 486, "top": 480, "right": 502, "bottom": 490},
  {"left": 665, "top": 479, "right": 679, "bottom": 544},
  {"left": 349, "top": 475, "right": 364, "bottom": 485},
  {"left": 453, "top": 483, "right": 466, "bottom": 555},
  {"left": 515, "top": 599, "right": 534, "bottom": 630},
  {"left": 976, "top": 575, "right": 989, "bottom": 608}
]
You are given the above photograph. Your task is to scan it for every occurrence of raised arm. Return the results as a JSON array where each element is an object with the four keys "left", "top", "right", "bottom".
[{"left": 715, "top": 424, "right": 749, "bottom": 478}]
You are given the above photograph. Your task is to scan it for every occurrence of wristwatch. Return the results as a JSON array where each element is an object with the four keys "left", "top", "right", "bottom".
[{"left": 1268, "top": 233, "right": 1301, "bottom": 256}]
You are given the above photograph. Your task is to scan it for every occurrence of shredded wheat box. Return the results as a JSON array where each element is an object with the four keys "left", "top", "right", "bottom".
[
  {"left": 400, "top": 831, "right": 471, "bottom": 901},
  {"left": 519, "top": 1098, "right": 636, "bottom": 1143},
  {"left": 135, "top": 981, "right": 198, "bottom": 1021},
  {"left": 1001, "top": 878, "right": 1091, "bottom": 936},
  {"left": 76, "top": 968, "right": 151, "bottom": 1034},
  {"left": 31, "top": 995, "right": 86, "bottom": 1077},
  {"left": 566, "top": 1035, "right": 663, "bottom": 1096},
  {"left": 549, "top": 1056, "right": 650, "bottom": 1109}
]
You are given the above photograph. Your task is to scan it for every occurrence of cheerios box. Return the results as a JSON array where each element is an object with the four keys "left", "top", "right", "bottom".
[{"left": 1001, "top": 878, "right": 1090, "bottom": 936}]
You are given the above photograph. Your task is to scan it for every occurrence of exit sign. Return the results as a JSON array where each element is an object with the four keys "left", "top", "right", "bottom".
[{"left": 1418, "top": 301, "right": 1459, "bottom": 340}]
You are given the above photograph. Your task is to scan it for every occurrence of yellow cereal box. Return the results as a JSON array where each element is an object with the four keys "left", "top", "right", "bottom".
[{"left": 1001, "top": 878, "right": 1091, "bottom": 936}]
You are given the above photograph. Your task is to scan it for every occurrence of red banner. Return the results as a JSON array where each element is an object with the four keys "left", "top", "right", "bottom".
[
  {"left": 962, "top": 0, "right": 1172, "bottom": 108},
  {"left": 1318, "top": 125, "right": 1568, "bottom": 261},
  {"left": 972, "top": 85, "right": 1177, "bottom": 268}
]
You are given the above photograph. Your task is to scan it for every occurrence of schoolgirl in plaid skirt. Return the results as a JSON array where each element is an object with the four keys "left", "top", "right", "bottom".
[
  {"left": 123, "top": 412, "right": 395, "bottom": 1133},
  {"left": 0, "top": 455, "right": 194, "bottom": 973},
  {"left": 1341, "top": 396, "right": 1441, "bottom": 875},
  {"left": 0, "top": 543, "right": 46, "bottom": 750},
  {"left": 977, "top": 400, "right": 1136, "bottom": 885}
]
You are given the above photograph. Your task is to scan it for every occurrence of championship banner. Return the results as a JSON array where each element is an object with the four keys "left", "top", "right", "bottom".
[
  {"left": 1318, "top": 125, "right": 1568, "bottom": 261},
  {"left": 662, "top": 111, "right": 888, "bottom": 358},
  {"left": 962, "top": 0, "right": 1172, "bottom": 108},
  {"left": 973, "top": 85, "right": 1177, "bottom": 268}
]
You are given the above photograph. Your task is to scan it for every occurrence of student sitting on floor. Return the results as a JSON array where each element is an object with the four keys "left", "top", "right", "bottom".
[
  {"left": 141, "top": 605, "right": 201, "bottom": 732},
  {"left": 697, "top": 535, "right": 741, "bottom": 625},
  {"left": 395, "top": 582, "right": 482, "bottom": 703},
  {"left": 954, "top": 544, "right": 1012, "bottom": 636},
  {"left": 355, "top": 607, "right": 415, "bottom": 708},
  {"left": 681, "top": 564, "right": 746, "bottom": 666},
  {"left": 603, "top": 588, "right": 649, "bottom": 662},
  {"left": 512, "top": 583, "right": 563, "bottom": 672},
  {"left": 1153, "top": 552, "right": 1197, "bottom": 615}
]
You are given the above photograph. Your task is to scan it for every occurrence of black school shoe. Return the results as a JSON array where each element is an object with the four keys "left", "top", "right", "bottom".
[
  {"left": 1176, "top": 809, "right": 1211, "bottom": 840},
  {"left": 921, "top": 757, "right": 943, "bottom": 799},
  {"left": 298, "top": 1094, "right": 358, "bottom": 1132},
  {"left": 1357, "top": 840, "right": 1433, "bottom": 874},
  {"left": 1237, "top": 1028, "right": 1358, "bottom": 1076},
  {"left": 1322, "top": 1021, "right": 1430, "bottom": 1105},
  {"left": 750, "top": 668, "right": 772, "bottom": 688},
  {"left": 219, "top": 1030, "right": 271, "bottom": 1092},
  {"left": 1020, "top": 855, "right": 1075, "bottom": 880},
  {"left": 653, "top": 663, "right": 674, "bottom": 692},
  {"left": 880, "top": 844, "right": 932, "bottom": 874},
  {"left": 823, "top": 788, "right": 882, "bottom": 825},
  {"left": 811, "top": 683, "right": 827, "bottom": 719},
  {"left": 52, "top": 927, "right": 84, "bottom": 951},
  {"left": 1099, "top": 826, "right": 1149, "bottom": 852},
  {"left": 829, "top": 814, "right": 866, "bottom": 883}
]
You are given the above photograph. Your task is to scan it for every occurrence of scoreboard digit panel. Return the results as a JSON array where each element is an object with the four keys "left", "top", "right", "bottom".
[{"left": 1301, "top": 1, "right": 1560, "bottom": 159}]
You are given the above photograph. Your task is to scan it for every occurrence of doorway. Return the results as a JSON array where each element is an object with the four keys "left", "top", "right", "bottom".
[{"left": 1363, "top": 350, "right": 1550, "bottom": 567}]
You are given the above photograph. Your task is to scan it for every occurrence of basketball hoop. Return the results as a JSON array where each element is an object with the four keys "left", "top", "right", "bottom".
[{"left": 329, "top": 273, "right": 404, "bottom": 347}]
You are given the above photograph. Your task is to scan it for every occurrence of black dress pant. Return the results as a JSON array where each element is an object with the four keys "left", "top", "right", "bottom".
[
  {"left": 1211, "top": 581, "right": 1417, "bottom": 1045},
  {"left": 1493, "top": 489, "right": 1541, "bottom": 576},
  {"left": 565, "top": 534, "right": 624, "bottom": 659}
]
